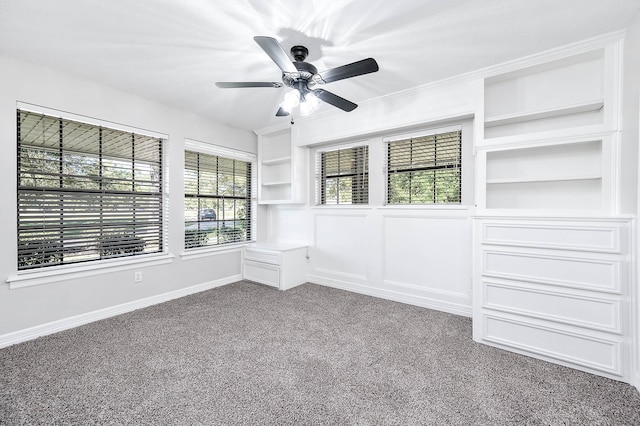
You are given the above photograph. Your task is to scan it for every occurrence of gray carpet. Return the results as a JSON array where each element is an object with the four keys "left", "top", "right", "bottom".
[{"left": 1, "top": 281, "right": 639, "bottom": 425}]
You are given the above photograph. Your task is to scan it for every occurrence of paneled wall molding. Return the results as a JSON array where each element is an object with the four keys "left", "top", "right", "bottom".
[
  {"left": 311, "top": 268, "right": 369, "bottom": 286},
  {"left": 309, "top": 273, "right": 472, "bottom": 317},
  {"left": 383, "top": 279, "right": 470, "bottom": 306}
]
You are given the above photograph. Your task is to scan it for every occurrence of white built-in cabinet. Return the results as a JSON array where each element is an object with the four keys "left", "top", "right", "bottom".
[
  {"left": 255, "top": 126, "right": 306, "bottom": 204},
  {"left": 473, "top": 39, "right": 632, "bottom": 381},
  {"left": 242, "top": 243, "right": 309, "bottom": 290}
]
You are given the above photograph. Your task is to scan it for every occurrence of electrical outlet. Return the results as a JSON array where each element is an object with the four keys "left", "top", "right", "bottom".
[{"left": 134, "top": 271, "right": 143, "bottom": 283}]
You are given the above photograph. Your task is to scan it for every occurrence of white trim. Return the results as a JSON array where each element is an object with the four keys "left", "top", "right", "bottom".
[
  {"left": 184, "top": 138, "right": 256, "bottom": 162},
  {"left": 308, "top": 274, "right": 472, "bottom": 318},
  {"left": 6, "top": 253, "right": 175, "bottom": 289},
  {"left": 314, "top": 139, "right": 369, "bottom": 153},
  {"left": 0, "top": 274, "right": 241, "bottom": 349},
  {"left": 180, "top": 243, "right": 246, "bottom": 260},
  {"left": 310, "top": 205, "right": 374, "bottom": 210},
  {"left": 16, "top": 101, "right": 168, "bottom": 139},
  {"left": 382, "top": 124, "right": 462, "bottom": 143}
]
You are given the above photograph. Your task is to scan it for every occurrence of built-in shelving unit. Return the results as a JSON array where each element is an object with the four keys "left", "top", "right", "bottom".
[
  {"left": 473, "top": 38, "right": 628, "bottom": 382},
  {"left": 482, "top": 139, "right": 609, "bottom": 211},
  {"left": 476, "top": 44, "right": 619, "bottom": 215},
  {"left": 255, "top": 126, "right": 306, "bottom": 204},
  {"left": 482, "top": 49, "right": 607, "bottom": 142}
]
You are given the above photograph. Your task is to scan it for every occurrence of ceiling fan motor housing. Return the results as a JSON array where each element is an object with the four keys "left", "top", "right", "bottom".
[
  {"left": 282, "top": 46, "right": 318, "bottom": 90},
  {"left": 290, "top": 45, "right": 309, "bottom": 61}
]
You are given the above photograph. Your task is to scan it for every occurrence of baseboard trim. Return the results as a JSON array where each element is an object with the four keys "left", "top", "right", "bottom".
[
  {"left": 0, "top": 274, "right": 241, "bottom": 349},
  {"left": 308, "top": 274, "right": 472, "bottom": 318}
]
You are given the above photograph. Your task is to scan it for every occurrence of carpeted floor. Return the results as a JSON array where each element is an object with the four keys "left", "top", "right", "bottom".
[{"left": 1, "top": 281, "right": 639, "bottom": 425}]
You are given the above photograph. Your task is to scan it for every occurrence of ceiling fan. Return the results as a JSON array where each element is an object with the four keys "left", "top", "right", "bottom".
[{"left": 215, "top": 36, "right": 379, "bottom": 117}]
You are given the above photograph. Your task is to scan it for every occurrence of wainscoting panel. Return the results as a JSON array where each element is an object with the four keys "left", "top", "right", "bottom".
[
  {"left": 313, "top": 213, "right": 369, "bottom": 278},
  {"left": 382, "top": 215, "right": 472, "bottom": 296},
  {"left": 473, "top": 217, "right": 631, "bottom": 382},
  {"left": 304, "top": 209, "right": 474, "bottom": 317}
]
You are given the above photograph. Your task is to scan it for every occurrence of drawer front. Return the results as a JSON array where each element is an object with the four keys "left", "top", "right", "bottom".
[
  {"left": 244, "top": 248, "right": 281, "bottom": 265},
  {"left": 484, "top": 315, "right": 622, "bottom": 376},
  {"left": 483, "top": 280, "right": 621, "bottom": 333},
  {"left": 244, "top": 260, "right": 280, "bottom": 288}
]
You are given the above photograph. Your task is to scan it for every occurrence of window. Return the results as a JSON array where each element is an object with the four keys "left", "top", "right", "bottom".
[
  {"left": 17, "top": 110, "right": 164, "bottom": 270},
  {"left": 386, "top": 128, "right": 461, "bottom": 204},
  {"left": 184, "top": 148, "right": 253, "bottom": 248},
  {"left": 317, "top": 145, "right": 369, "bottom": 205}
]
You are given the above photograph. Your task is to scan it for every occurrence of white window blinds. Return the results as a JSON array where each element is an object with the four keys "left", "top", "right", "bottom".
[
  {"left": 318, "top": 145, "right": 369, "bottom": 205},
  {"left": 17, "top": 110, "right": 164, "bottom": 270},
  {"left": 386, "top": 129, "right": 462, "bottom": 204},
  {"left": 184, "top": 150, "right": 253, "bottom": 248}
]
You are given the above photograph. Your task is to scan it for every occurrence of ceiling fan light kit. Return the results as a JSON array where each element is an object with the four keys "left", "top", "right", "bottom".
[{"left": 215, "top": 36, "right": 379, "bottom": 118}]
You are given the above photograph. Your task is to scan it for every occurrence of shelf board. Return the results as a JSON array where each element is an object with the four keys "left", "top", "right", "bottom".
[
  {"left": 484, "top": 100, "right": 604, "bottom": 128},
  {"left": 486, "top": 174, "right": 602, "bottom": 184},
  {"left": 261, "top": 181, "right": 291, "bottom": 187},
  {"left": 262, "top": 156, "right": 291, "bottom": 166}
]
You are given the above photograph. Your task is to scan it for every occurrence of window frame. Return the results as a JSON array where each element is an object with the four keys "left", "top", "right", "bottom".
[
  {"left": 9, "top": 103, "right": 172, "bottom": 289},
  {"left": 384, "top": 125, "right": 462, "bottom": 206},
  {"left": 315, "top": 141, "right": 370, "bottom": 206},
  {"left": 183, "top": 139, "right": 256, "bottom": 252}
]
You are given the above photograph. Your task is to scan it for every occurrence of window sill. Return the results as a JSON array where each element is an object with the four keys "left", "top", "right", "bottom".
[
  {"left": 6, "top": 253, "right": 175, "bottom": 290},
  {"left": 180, "top": 242, "right": 248, "bottom": 260},
  {"left": 379, "top": 204, "right": 470, "bottom": 210},
  {"left": 311, "top": 205, "right": 374, "bottom": 210}
]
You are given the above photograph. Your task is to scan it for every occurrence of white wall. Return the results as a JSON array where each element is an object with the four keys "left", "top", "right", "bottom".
[
  {"left": 624, "top": 8, "right": 640, "bottom": 391},
  {"left": 264, "top": 79, "right": 480, "bottom": 316},
  {"left": 0, "top": 55, "right": 256, "bottom": 339}
]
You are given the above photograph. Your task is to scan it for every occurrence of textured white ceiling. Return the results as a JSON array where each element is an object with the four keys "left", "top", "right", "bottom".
[{"left": 1, "top": 0, "right": 639, "bottom": 131}]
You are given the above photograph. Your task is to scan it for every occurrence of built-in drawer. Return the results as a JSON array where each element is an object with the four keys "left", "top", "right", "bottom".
[
  {"left": 483, "top": 314, "right": 622, "bottom": 376},
  {"left": 243, "top": 260, "right": 280, "bottom": 288},
  {"left": 482, "top": 280, "right": 621, "bottom": 333},
  {"left": 244, "top": 248, "right": 281, "bottom": 265}
]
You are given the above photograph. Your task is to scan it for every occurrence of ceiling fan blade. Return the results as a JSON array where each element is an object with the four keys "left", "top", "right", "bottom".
[
  {"left": 254, "top": 36, "right": 297, "bottom": 74},
  {"left": 275, "top": 107, "right": 290, "bottom": 117},
  {"left": 312, "top": 89, "right": 358, "bottom": 112},
  {"left": 318, "top": 58, "right": 379, "bottom": 84},
  {"left": 216, "top": 82, "right": 283, "bottom": 88}
]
